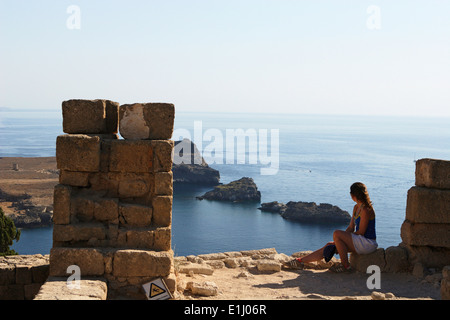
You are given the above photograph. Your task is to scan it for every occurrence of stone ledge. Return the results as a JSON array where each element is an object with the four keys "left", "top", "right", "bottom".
[
  {"left": 415, "top": 158, "right": 450, "bottom": 190},
  {"left": 34, "top": 277, "right": 107, "bottom": 300},
  {"left": 0, "top": 254, "right": 50, "bottom": 300},
  {"left": 350, "top": 246, "right": 411, "bottom": 273}
]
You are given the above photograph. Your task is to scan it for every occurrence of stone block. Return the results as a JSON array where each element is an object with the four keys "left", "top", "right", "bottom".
[
  {"left": 34, "top": 277, "right": 108, "bottom": 300},
  {"left": 98, "top": 138, "right": 113, "bottom": 172},
  {"left": 49, "top": 248, "right": 105, "bottom": 277},
  {"left": 152, "top": 140, "right": 174, "bottom": 172},
  {"left": 56, "top": 134, "right": 101, "bottom": 172},
  {"left": 178, "top": 263, "right": 214, "bottom": 275},
  {"left": 59, "top": 171, "right": 90, "bottom": 187},
  {"left": 24, "top": 283, "right": 42, "bottom": 300},
  {"left": 119, "top": 203, "right": 152, "bottom": 227},
  {"left": 53, "top": 184, "right": 72, "bottom": 225},
  {"left": 402, "top": 244, "right": 450, "bottom": 268},
  {"left": 153, "top": 227, "right": 171, "bottom": 251},
  {"left": 442, "top": 278, "right": 450, "bottom": 300},
  {"left": 123, "top": 230, "right": 155, "bottom": 249},
  {"left": 349, "top": 248, "right": 386, "bottom": 273},
  {"left": 62, "top": 99, "right": 119, "bottom": 134},
  {"left": 89, "top": 172, "right": 119, "bottom": 197},
  {"left": 0, "top": 264, "right": 16, "bottom": 285},
  {"left": 241, "top": 248, "right": 278, "bottom": 256},
  {"left": 406, "top": 187, "right": 450, "bottom": 224},
  {"left": 117, "top": 173, "right": 153, "bottom": 198},
  {"left": 112, "top": 250, "right": 172, "bottom": 277},
  {"left": 384, "top": 246, "right": 410, "bottom": 273},
  {"left": 401, "top": 220, "right": 450, "bottom": 248},
  {"left": 120, "top": 227, "right": 171, "bottom": 251},
  {"left": 152, "top": 196, "right": 172, "bottom": 227},
  {"left": 71, "top": 196, "right": 95, "bottom": 222},
  {"left": 32, "top": 264, "right": 49, "bottom": 283},
  {"left": 109, "top": 140, "right": 153, "bottom": 173},
  {"left": 93, "top": 198, "right": 119, "bottom": 222},
  {"left": 155, "top": 172, "right": 173, "bottom": 195},
  {"left": 15, "top": 265, "right": 32, "bottom": 285},
  {"left": 442, "top": 266, "right": 450, "bottom": 300},
  {"left": 186, "top": 281, "right": 218, "bottom": 297},
  {"left": 256, "top": 259, "right": 281, "bottom": 272},
  {"left": 119, "top": 103, "right": 175, "bottom": 140},
  {"left": 0, "top": 284, "right": 23, "bottom": 300},
  {"left": 444, "top": 265, "right": 450, "bottom": 279},
  {"left": 198, "top": 253, "right": 228, "bottom": 261},
  {"left": 416, "top": 158, "right": 450, "bottom": 190},
  {"left": 53, "top": 223, "right": 106, "bottom": 243}
]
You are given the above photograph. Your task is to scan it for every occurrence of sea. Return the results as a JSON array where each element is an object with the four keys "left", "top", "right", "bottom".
[{"left": 1, "top": 110, "right": 450, "bottom": 257}]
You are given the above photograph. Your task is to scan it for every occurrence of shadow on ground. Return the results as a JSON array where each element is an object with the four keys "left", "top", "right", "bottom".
[{"left": 253, "top": 269, "right": 440, "bottom": 299}]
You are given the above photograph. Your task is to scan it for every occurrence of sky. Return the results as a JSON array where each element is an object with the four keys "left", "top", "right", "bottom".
[{"left": 1, "top": 0, "right": 450, "bottom": 117}]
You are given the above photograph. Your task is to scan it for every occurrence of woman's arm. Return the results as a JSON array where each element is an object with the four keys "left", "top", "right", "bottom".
[{"left": 345, "top": 205, "right": 356, "bottom": 233}]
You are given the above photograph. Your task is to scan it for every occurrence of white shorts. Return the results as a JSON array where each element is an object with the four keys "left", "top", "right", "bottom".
[{"left": 351, "top": 234, "right": 378, "bottom": 255}]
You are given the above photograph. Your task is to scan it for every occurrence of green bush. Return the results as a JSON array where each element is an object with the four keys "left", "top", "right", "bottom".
[{"left": 0, "top": 206, "right": 21, "bottom": 256}]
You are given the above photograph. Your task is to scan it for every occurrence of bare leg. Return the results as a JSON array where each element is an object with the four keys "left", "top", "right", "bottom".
[{"left": 333, "top": 230, "right": 356, "bottom": 268}]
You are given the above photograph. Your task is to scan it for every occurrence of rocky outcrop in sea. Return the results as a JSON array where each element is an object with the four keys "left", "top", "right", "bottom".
[
  {"left": 196, "top": 177, "right": 261, "bottom": 202},
  {"left": 173, "top": 139, "right": 220, "bottom": 185},
  {"left": 259, "top": 201, "right": 351, "bottom": 224}
]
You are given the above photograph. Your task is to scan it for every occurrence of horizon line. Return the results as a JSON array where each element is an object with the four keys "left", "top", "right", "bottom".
[{"left": 1, "top": 106, "right": 450, "bottom": 120}]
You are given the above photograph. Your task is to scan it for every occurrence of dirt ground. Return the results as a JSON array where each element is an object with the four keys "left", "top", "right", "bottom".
[{"left": 176, "top": 264, "right": 442, "bottom": 300}]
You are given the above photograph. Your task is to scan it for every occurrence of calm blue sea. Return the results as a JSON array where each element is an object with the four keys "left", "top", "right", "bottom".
[{"left": 1, "top": 110, "right": 450, "bottom": 256}]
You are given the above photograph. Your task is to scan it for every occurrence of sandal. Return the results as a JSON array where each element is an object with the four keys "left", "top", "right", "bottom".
[
  {"left": 328, "top": 263, "right": 352, "bottom": 273},
  {"left": 283, "top": 259, "right": 304, "bottom": 270}
]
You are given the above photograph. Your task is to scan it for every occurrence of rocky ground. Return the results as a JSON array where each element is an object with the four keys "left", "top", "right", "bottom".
[{"left": 174, "top": 248, "right": 442, "bottom": 300}]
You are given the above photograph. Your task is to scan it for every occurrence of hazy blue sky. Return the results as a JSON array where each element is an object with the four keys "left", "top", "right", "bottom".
[{"left": 1, "top": 1, "right": 450, "bottom": 116}]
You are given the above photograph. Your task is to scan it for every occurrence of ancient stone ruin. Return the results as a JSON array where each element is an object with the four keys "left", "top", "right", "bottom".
[
  {"left": 401, "top": 158, "right": 450, "bottom": 269},
  {"left": 49, "top": 99, "right": 175, "bottom": 299}
]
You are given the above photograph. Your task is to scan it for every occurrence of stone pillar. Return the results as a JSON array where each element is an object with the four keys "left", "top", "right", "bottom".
[
  {"left": 51, "top": 99, "right": 175, "bottom": 299},
  {"left": 400, "top": 158, "right": 450, "bottom": 268}
]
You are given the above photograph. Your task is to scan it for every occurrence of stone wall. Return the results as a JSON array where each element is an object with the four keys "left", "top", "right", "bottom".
[
  {"left": 47, "top": 99, "right": 175, "bottom": 299},
  {"left": 401, "top": 158, "right": 450, "bottom": 268},
  {"left": 0, "top": 254, "right": 49, "bottom": 300}
]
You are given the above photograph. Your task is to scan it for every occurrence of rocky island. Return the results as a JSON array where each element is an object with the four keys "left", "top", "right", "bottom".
[
  {"left": 196, "top": 177, "right": 261, "bottom": 202},
  {"left": 172, "top": 139, "right": 220, "bottom": 185},
  {"left": 259, "top": 201, "right": 351, "bottom": 224}
]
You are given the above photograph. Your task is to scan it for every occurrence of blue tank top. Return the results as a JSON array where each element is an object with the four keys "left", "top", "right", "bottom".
[{"left": 354, "top": 205, "right": 376, "bottom": 240}]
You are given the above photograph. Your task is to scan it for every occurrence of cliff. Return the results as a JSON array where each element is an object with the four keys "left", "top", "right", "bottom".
[{"left": 172, "top": 139, "right": 220, "bottom": 185}]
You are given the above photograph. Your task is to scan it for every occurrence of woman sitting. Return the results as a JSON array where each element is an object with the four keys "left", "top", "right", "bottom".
[{"left": 285, "top": 182, "right": 377, "bottom": 273}]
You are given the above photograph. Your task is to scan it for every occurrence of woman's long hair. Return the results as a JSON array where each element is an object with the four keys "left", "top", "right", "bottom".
[{"left": 350, "top": 182, "right": 373, "bottom": 210}]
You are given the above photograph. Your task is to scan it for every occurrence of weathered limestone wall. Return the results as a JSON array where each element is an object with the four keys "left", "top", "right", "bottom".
[
  {"left": 45, "top": 99, "right": 175, "bottom": 299},
  {"left": 0, "top": 255, "right": 49, "bottom": 300},
  {"left": 401, "top": 158, "right": 450, "bottom": 269}
]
